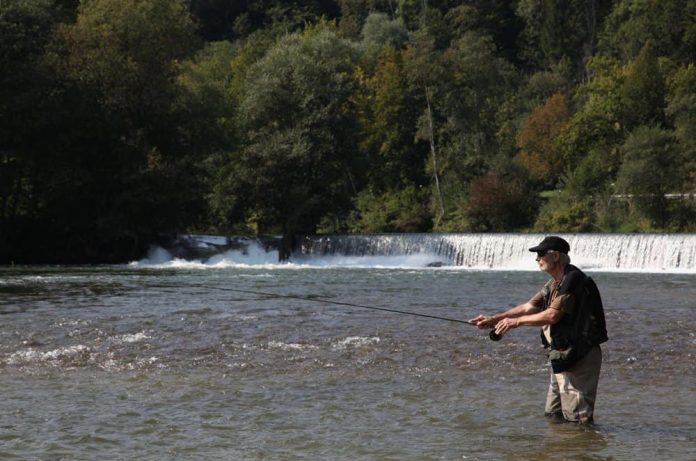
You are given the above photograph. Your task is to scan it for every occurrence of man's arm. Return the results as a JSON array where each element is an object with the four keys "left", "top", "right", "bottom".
[
  {"left": 469, "top": 301, "right": 541, "bottom": 329},
  {"left": 492, "top": 306, "right": 563, "bottom": 336}
]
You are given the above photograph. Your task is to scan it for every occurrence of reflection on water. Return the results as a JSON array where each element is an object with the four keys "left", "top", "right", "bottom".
[
  {"left": 531, "top": 422, "right": 609, "bottom": 461},
  {"left": 0, "top": 266, "right": 694, "bottom": 460}
]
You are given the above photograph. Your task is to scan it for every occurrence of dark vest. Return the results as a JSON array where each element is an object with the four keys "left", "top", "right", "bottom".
[{"left": 541, "top": 266, "right": 608, "bottom": 373}]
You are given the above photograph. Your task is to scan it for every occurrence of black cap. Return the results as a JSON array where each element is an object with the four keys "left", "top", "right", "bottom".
[{"left": 529, "top": 236, "right": 570, "bottom": 254}]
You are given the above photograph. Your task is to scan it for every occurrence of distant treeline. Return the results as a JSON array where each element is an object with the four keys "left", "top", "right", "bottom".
[{"left": 1, "top": 0, "right": 695, "bottom": 263}]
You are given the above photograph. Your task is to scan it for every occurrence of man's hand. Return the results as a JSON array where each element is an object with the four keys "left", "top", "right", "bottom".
[
  {"left": 494, "top": 317, "right": 519, "bottom": 336},
  {"left": 468, "top": 314, "right": 497, "bottom": 329}
]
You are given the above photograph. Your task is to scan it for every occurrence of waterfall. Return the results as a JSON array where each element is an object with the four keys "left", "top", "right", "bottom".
[
  {"left": 293, "top": 233, "right": 696, "bottom": 272},
  {"left": 140, "top": 233, "right": 696, "bottom": 272}
]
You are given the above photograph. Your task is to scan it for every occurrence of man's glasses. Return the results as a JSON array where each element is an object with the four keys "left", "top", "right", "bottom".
[{"left": 536, "top": 250, "right": 555, "bottom": 258}]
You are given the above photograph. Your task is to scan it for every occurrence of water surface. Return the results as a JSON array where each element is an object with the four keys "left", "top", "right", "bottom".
[{"left": 1, "top": 266, "right": 694, "bottom": 460}]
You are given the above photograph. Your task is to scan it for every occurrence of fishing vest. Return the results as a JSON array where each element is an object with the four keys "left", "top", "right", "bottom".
[{"left": 540, "top": 267, "right": 608, "bottom": 373}]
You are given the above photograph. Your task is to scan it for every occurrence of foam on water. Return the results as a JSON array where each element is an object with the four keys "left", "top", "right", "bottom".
[
  {"left": 267, "top": 341, "right": 319, "bottom": 352},
  {"left": 332, "top": 336, "right": 381, "bottom": 350},
  {"left": 7, "top": 345, "right": 90, "bottom": 365},
  {"left": 130, "top": 244, "right": 281, "bottom": 269},
  {"left": 133, "top": 245, "right": 174, "bottom": 265},
  {"left": 112, "top": 332, "right": 149, "bottom": 344},
  {"left": 130, "top": 246, "right": 442, "bottom": 270}
]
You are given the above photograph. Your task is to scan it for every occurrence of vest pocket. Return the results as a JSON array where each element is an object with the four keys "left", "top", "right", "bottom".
[{"left": 549, "top": 346, "right": 578, "bottom": 373}]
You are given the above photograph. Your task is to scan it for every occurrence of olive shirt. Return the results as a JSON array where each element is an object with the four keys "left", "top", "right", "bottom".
[{"left": 529, "top": 265, "right": 583, "bottom": 345}]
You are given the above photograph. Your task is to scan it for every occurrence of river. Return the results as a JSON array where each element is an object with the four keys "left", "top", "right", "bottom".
[{"left": 1, "top": 250, "right": 694, "bottom": 459}]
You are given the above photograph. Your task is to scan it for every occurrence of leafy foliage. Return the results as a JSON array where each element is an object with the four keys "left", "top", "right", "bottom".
[
  {"left": 1, "top": 0, "right": 695, "bottom": 262},
  {"left": 350, "top": 186, "right": 431, "bottom": 233},
  {"left": 598, "top": 0, "right": 696, "bottom": 62},
  {"left": 515, "top": 94, "right": 571, "bottom": 187},
  {"left": 220, "top": 23, "right": 361, "bottom": 235},
  {"left": 619, "top": 41, "right": 665, "bottom": 130},
  {"left": 615, "top": 126, "right": 680, "bottom": 229},
  {"left": 465, "top": 164, "right": 538, "bottom": 232},
  {"left": 666, "top": 63, "right": 696, "bottom": 192}
]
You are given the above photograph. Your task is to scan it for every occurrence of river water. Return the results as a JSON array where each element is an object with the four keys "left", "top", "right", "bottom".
[{"left": 1, "top": 262, "right": 694, "bottom": 460}]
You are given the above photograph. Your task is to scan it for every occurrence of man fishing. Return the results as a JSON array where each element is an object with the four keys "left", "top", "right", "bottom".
[{"left": 469, "top": 236, "right": 607, "bottom": 424}]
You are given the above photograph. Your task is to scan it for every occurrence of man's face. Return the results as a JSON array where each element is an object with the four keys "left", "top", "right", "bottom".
[{"left": 535, "top": 250, "right": 557, "bottom": 273}]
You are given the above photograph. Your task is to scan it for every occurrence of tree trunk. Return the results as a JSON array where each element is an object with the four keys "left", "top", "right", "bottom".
[{"left": 424, "top": 85, "right": 445, "bottom": 225}]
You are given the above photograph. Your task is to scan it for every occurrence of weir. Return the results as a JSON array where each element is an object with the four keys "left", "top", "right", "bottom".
[
  {"left": 149, "top": 233, "right": 696, "bottom": 272},
  {"left": 292, "top": 233, "right": 696, "bottom": 272}
]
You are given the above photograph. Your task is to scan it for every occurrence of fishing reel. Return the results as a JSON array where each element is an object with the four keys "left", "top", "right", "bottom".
[{"left": 467, "top": 319, "right": 503, "bottom": 341}]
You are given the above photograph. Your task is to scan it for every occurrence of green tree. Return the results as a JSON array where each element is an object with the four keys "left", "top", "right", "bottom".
[
  {"left": 176, "top": 41, "right": 244, "bottom": 233},
  {"left": 361, "top": 11, "right": 408, "bottom": 54},
  {"left": 51, "top": 0, "right": 199, "bottom": 127},
  {"left": 615, "top": 126, "right": 680, "bottom": 229},
  {"left": 517, "top": 0, "right": 610, "bottom": 76},
  {"left": 556, "top": 56, "right": 625, "bottom": 179},
  {"left": 350, "top": 185, "right": 431, "bottom": 232},
  {"left": 534, "top": 192, "right": 596, "bottom": 232},
  {"left": 222, "top": 23, "right": 361, "bottom": 235},
  {"left": 619, "top": 41, "right": 666, "bottom": 131},
  {"left": 666, "top": 63, "right": 696, "bottom": 194},
  {"left": 599, "top": 0, "right": 696, "bottom": 63},
  {"left": 444, "top": 1, "right": 522, "bottom": 62},
  {"left": 533, "top": 57, "right": 626, "bottom": 233},
  {"left": 402, "top": 27, "right": 446, "bottom": 226},
  {"left": 428, "top": 31, "right": 517, "bottom": 229},
  {"left": 0, "top": 0, "right": 63, "bottom": 261},
  {"left": 32, "top": 0, "right": 203, "bottom": 262},
  {"left": 177, "top": 41, "right": 239, "bottom": 154},
  {"left": 337, "top": 0, "right": 397, "bottom": 39},
  {"left": 357, "top": 47, "right": 425, "bottom": 192}
]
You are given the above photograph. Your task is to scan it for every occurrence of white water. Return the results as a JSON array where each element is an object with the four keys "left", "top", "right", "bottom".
[
  {"left": 131, "top": 242, "right": 281, "bottom": 268},
  {"left": 131, "top": 233, "right": 696, "bottom": 273},
  {"left": 295, "top": 233, "right": 696, "bottom": 272}
]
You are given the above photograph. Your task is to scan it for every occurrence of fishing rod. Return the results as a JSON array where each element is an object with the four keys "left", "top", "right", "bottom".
[{"left": 176, "top": 284, "right": 503, "bottom": 341}]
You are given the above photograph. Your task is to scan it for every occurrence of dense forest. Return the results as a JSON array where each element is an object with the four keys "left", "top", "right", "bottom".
[{"left": 1, "top": 0, "right": 695, "bottom": 263}]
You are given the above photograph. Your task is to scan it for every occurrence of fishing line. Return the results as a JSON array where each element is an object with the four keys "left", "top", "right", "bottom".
[
  {"left": 177, "top": 284, "right": 478, "bottom": 326},
  {"left": 155, "top": 284, "right": 501, "bottom": 339}
]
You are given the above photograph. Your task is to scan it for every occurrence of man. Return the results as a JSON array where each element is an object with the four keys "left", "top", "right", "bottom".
[{"left": 469, "top": 236, "right": 607, "bottom": 424}]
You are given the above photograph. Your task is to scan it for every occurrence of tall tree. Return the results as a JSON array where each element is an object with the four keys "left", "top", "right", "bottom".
[
  {"left": 51, "top": 0, "right": 199, "bottom": 130},
  {"left": 402, "top": 27, "right": 446, "bottom": 225},
  {"left": 515, "top": 93, "right": 571, "bottom": 187},
  {"left": 0, "top": 0, "right": 62, "bottom": 261},
  {"left": 431, "top": 31, "right": 516, "bottom": 230},
  {"left": 35, "top": 0, "right": 202, "bottom": 262},
  {"left": 357, "top": 46, "right": 425, "bottom": 191},
  {"left": 338, "top": 0, "right": 397, "bottom": 38},
  {"left": 615, "top": 126, "right": 679, "bottom": 229},
  {"left": 556, "top": 56, "right": 625, "bottom": 177},
  {"left": 517, "top": 0, "right": 610, "bottom": 77},
  {"left": 599, "top": 0, "right": 696, "bottom": 63},
  {"left": 666, "top": 64, "right": 696, "bottom": 194},
  {"left": 220, "top": 23, "right": 361, "bottom": 236},
  {"left": 619, "top": 41, "right": 666, "bottom": 131}
]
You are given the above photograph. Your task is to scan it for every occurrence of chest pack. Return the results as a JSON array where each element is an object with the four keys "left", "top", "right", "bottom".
[{"left": 541, "top": 274, "right": 608, "bottom": 373}]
